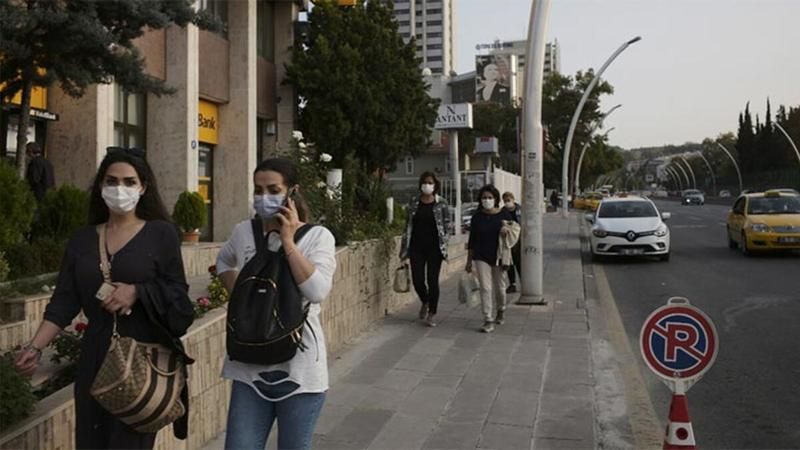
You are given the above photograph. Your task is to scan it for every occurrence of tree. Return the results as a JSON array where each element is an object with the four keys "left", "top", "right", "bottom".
[
  {"left": 540, "top": 71, "right": 614, "bottom": 188},
  {"left": 0, "top": 0, "right": 217, "bottom": 176},
  {"left": 736, "top": 102, "right": 756, "bottom": 176},
  {"left": 285, "top": 0, "right": 438, "bottom": 174},
  {"left": 457, "top": 103, "right": 521, "bottom": 173}
]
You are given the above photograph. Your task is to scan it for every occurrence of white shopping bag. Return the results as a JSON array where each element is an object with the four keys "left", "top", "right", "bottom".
[{"left": 459, "top": 272, "right": 481, "bottom": 309}]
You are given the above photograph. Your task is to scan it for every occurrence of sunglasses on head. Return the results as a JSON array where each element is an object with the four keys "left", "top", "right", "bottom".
[{"left": 106, "top": 146, "right": 146, "bottom": 159}]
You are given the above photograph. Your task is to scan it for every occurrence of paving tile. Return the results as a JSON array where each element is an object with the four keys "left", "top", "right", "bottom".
[
  {"left": 316, "top": 403, "right": 354, "bottom": 436},
  {"left": 532, "top": 437, "right": 593, "bottom": 450},
  {"left": 486, "top": 389, "right": 539, "bottom": 428},
  {"left": 409, "top": 337, "right": 456, "bottom": 356},
  {"left": 395, "top": 352, "right": 443, "bottom": 373},
  {"left": 326, "top": 382, "right": 370, "bottom": 408},
  {"left": 367, "top": 412, "right": 438, "bottom": 450},
  {"left": 443, "top": 386, "right": 497, "bottom": 423},
  {"left": 478, "top": 423, "right": 534, "bottom": 450},
  {"left": 534, "top": 413, "right": 594, "bottom": 442},
  {"left": 356, "top": 386, "right": 411, "bottom": 410},
  {"left": 422, "top": 420, "right": 483, "bottom": 450},
  {"left": 374, "top": 368, "right": 428, "bottom": 392},
  {"left": 325, "top": 408, "right": 395, "bottom": 448}
]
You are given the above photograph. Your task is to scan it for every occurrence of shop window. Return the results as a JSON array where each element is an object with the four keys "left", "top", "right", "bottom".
[
  {"left": 257, "top": 0, "right": 275, "bottom": 61},
  {"left": 114, "top": 85, "right": 146, "bottom": 149},
  {"left": 200, "top": 0, "right": 229, "bottom": 38}
]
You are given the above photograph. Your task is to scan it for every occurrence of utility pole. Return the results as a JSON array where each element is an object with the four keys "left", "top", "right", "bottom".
[{"left": 518, "top": 0, "right": 552, "bottom": 305}]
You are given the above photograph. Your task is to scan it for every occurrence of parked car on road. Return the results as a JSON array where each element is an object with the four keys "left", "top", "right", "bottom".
[
  {"left": 682, "top": 189, "right": 705, "bottom": 205},
  {"left": 585, "top": 196, "right": 671, "bottom": 261},
  {"left": 726, "top": 190, "right": 800, "bottom": 255},
  {"left": 719, "top": 190, "right": 732, "bottom": 198}
]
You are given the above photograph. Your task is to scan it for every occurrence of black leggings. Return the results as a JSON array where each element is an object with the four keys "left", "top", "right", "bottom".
[
  {"left": 409, "top": 247, "right": 444, "bottom": 315},
  {"left": 507, "top": 243, "right": 522, "bottom": 286}
]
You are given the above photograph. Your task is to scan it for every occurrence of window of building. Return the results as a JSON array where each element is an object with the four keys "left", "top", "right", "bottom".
[
  {"left": 427, "top": 8, "right": 442, "bottom": 14},
  {"left": 427, "top": 44, "right": 442, "bottom": 50},
  {"left": 257, "top": 0, "right": 275, "bottom": 61},
  {"left": 114, "top": 84, "right": 146, "bottom": 148},
  {"left": 427, "top": 32, "right": 442, "bottom": 38},
  {"left": 200, "top": 0, "right": 228, "bottom": 37},
  {"left": 427, "top": 20, "right": 442, "bottom": 26},
  {"left": 415, "top": 21, "right": 422, "bottom": 28},
  {"left": 405, "top": 156, "right": 414, "bottom": 175},
  {"left": 398, "top": 20, "right": 410, "bottom": 27},
  {"left": 431, "top": 67, "right": 442, "bottom": 74},
  {"left": 428, "top": 56, "right": 442, "bottom": 62},
  {"left": 395, "top": 8, "right": 409, "bottom": 15}
]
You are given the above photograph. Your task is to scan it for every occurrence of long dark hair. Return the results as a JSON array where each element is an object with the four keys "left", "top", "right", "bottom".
[
  {"left": 254, "top": 158, "right": 311, "bottom": 222},
  {"left": 88, "top": 152, "right": 170, "bottom": 225}
]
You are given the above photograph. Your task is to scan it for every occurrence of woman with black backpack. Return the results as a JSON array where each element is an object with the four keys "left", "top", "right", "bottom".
[{"left": 216, "top": 158, "right": 337, "bottom": 450}]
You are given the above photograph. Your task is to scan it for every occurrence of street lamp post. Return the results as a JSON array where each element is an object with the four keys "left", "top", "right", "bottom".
[
  {"left": 678, "top": 156, "right": 697, "bottom": 189},
  {"left": 774, "top": 122, "right": 800, "bottom": 167},
  {"left": 715, "top": 143, "right": 744, "bottom": 194},
  {"left": 672, "top": 161, "right": 692, "bottom": 190},
  {"left": 575, "top": 127, "right": 615, "bottom": 194},
  {"left": 695, "top": 151, "right": 717, "bottom": 197},
  {"left": 561, "top": 36, "right": 641, "bottom": 217},
  {"left": 518, "top": 0, "right": 552, "bottom": 305}
]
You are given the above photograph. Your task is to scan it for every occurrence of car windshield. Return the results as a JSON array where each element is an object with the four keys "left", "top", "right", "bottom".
[
  {"left": 747, "top": 196, "right": 800, "bottom": 215},
  {"left": 598, "top": 201, "right": 658, "bottom": 218},
  {"left": 684, "top": 190, "right": 702, "bottom": 196}
]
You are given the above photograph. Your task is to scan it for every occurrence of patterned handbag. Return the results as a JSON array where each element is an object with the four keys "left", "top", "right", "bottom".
[{"left": 89, "top": 224, "right": 187, "bottom": 433}]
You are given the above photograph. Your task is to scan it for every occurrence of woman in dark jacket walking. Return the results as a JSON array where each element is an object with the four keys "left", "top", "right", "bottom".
[
  {"left": 400, "top": 172, "right": 451, "bottom": 327},
  {"left": 15, "top": 149, "right": 194, "bottom": 449}
]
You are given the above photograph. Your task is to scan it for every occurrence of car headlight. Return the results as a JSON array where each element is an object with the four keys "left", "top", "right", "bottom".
[
  {"left": 749, "top": 223, "right": 769, "bottom": 233},
  {"left": 655, "top": 226, "right": 668, "bottom": 237},
  {"left": 592, "top": 229, "right": 608, "bottom": 238}
]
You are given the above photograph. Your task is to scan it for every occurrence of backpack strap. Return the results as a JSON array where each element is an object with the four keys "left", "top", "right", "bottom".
[
  {"left": 288, "top": 224, "right": 315, "bottom": 249},
  {"left": 251, "top": 218, "right": 267, "bottom": 255}
]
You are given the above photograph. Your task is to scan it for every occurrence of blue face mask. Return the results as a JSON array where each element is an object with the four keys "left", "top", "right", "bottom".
[{"left": 254, "top": 194, "right": 285, "bottom": 218}]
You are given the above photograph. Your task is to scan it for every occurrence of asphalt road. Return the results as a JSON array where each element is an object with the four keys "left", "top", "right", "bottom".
[{"left": 592, "top": 200, "right": 800, "bottom": 449}]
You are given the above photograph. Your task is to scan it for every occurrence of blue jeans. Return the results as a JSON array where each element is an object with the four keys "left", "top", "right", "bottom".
[{"left": 225, "top": 381, "right": 326, "bottom": 450}]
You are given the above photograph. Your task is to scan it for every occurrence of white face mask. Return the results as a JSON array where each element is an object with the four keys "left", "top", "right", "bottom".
[
  {"left": 421, "top": 183, "right": 435, "bottom": 195},
  {"left": 505, "top": 201, "right": 515, "bottom": 209},
  {"left": 102, "top": 186, "right": 141, "bottom": 214},
  {"left": 254, "top": 194, "right": 285, "bottom": 218},
  {"left": 481, "top": 199, "right": 495, "bottom": 210}
]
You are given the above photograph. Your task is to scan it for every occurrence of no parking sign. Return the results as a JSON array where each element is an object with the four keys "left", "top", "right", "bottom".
[{"left": 640, "top": 297, "right": 718, "bottom": 391}]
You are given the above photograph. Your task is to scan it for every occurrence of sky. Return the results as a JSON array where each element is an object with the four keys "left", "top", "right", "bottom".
[{"left": 454, "top": 0, "right": 800, "bottom": 149}]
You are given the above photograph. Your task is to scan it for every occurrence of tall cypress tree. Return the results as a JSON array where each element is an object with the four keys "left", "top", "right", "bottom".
[
  {"left": 737, "top": 102, "right": 756, "bottom": 176},
  {"left": 0, "top": 0, "right": 217, "bottom": 176}
]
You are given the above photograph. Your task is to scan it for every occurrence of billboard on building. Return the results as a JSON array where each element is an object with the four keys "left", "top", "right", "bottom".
[{"left": 475, "top": 54, "right": 512, "bottom": 105}]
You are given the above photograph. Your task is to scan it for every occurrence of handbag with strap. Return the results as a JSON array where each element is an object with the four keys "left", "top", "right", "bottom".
[
  {"left": 89, "top": 224, "right": 188, "bottom": 433},
  {"left": 393, "top": 264, "right": 410, "bottom": 293}
]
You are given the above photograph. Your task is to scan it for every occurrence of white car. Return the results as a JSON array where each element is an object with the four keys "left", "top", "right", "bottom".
[{"left": 585, "top": 196, "right": 672, "bottom": 261}]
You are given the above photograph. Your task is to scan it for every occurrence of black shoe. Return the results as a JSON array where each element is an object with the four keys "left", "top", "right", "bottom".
[
  {"left": 506, "top": 285, "right": 517, "bottom": 294},
  {"left": 496, "top": 309, "right": 505, "bottom": 325},
  {"left": 419, "top": 303, "right": 427, "bottom": 320}
]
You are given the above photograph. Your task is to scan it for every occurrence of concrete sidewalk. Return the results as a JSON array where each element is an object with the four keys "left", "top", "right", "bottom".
[{"left": 204, "top": 213, "right": 594, "bottom": 450}]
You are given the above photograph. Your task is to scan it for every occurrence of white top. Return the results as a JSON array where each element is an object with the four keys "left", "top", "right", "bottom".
[{"left": 216, "top": 220, "right": 337, "bottom": 401}]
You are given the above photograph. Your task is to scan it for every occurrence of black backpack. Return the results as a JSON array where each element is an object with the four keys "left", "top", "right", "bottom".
[{"left": 226, "top": 219, "right": 315, "bottom": 365}]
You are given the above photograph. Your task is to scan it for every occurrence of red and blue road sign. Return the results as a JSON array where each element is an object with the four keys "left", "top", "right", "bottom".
[{"left": 640, "top": 298, "right": 718, "bottom": 383}]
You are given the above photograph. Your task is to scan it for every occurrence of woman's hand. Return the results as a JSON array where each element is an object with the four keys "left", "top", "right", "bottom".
[
  {"left": 465, "top": 260, "right": 473, "bottom": 273},
  {"left": 102, "top": 283, "right": 137, "bottom": 316},
  {"left": 14, "top": 345, "right": 42, "bottom": 377},
  {"left": 275, "top": 197, "right": 301, "bottom": 247}
]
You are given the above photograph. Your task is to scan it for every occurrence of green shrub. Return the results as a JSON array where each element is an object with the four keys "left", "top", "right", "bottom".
[
  {"left": 0, "top": 353, "right": 37, "bottom": 432},
  {"left": 0, "top": 160, "right": 36, "bottom": 252},
  {"left": 0, "top": 251, "right": 9, "bottom": 283},
  {"left": 172, "top": 191, "right": 207, "bottom": 232},
  {"left": 31, "top": 185, "right": 89, "bottom": 241},
  {"left": 5, "top": 238, "right": 66, "bottom": 280}
]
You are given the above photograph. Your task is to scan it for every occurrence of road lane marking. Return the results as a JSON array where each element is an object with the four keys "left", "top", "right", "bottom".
[{"left": 722, "top": 296, "right": 793, "bottom": 332}]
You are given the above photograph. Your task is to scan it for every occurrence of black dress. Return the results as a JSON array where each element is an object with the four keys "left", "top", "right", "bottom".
[{"left": 43, "top": 220, "right": 194, "bottom": 450}]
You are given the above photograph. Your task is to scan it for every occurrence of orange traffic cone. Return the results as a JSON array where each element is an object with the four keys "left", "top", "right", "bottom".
[{"left": 663, "top": 394, "right": 696, "bottom": 449}]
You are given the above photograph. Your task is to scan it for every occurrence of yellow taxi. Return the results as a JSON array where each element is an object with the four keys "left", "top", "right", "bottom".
[
  {"left": 727, "top": 190, "right": 800, "bottom": 254},
  {"left": 573, "top": 195, "right": 587, "bottom": 210},
  {"left": 584, "top": 193, "right": 604, "bottom": 211}
]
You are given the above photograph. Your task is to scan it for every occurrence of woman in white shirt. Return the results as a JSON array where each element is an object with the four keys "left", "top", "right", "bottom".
[{"left": 216, "top": 158, "right": 336, "bottom": 450}]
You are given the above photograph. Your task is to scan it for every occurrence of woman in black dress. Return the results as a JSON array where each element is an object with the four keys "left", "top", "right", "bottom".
[{"left": 14, "top": 149, "right": 194, "bottom": 449}]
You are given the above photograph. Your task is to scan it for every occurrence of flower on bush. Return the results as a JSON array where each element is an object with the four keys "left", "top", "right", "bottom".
[
  {"left": 74, "top": 322, "right": 88, "bottom": 333},
  {"left": 317, "top": 181, "right": 327, "bottom": 189},
  {"left": 298, "top": 142, "right": 307, "bottom": 150},
  {"left": 193, "top": 268, "right": 229, "bottom": 318},
  {"left": 292, "top": 130, "right": 304, "bottom": 141},
  {"left": 301, "top": 156, "right": 310, "bottom": 163},
  {"left": 198, "top": 297, "right": 211, "bottom": 307},
  {"left": 319, "top": 153, "right": 333, "bottom": 163},
  {"left": 208, "top": 265, "right": 217, "bottom": 276},
  {"left": 50, "top": 322, "right": 87, "bottom": 365}
]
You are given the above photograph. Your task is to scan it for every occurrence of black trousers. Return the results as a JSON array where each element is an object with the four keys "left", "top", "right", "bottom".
[
  {"left": 409, "top": 246, "right": 444, "bottom": 315},
  {"left": 506, "top": 242, "right": 522, "bottom": 286}
]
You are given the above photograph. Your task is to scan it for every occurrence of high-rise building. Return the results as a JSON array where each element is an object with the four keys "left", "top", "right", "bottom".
[
  {"left": 389, "top": 0, "right": 456, "bottom": 76},
  {"left": 489, "top": 39, "right": 560, "bottom": 102}
]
